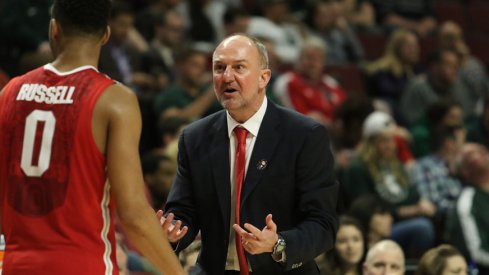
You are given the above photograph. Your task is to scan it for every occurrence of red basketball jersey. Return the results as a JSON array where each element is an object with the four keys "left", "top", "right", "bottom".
[{"left": 0, "top": 64, "right": 118, "bottom": 274}]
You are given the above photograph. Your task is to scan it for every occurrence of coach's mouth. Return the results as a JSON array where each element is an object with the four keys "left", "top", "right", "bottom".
[{"left": 224, "top": 88, "right": 238, "bottom": 93}]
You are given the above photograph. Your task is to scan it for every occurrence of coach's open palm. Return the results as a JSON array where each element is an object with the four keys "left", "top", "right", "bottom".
[
  {"left": 233, "top": 214, "right": 279, "bottom": 255},
  {"left": 156, "top": 210, "right": 189, "bottom": 243}
]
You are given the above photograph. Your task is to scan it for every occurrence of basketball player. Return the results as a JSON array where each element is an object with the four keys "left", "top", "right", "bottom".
[{"left": 0, "top": 0, "right": 184, "bottom": 274}]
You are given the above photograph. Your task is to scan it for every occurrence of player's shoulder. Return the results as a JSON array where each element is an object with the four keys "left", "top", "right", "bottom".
[
  {"left": 96, "top": 82, "right": 139, "bottom": 114},
  {"left": 0, "top": 74, "right": 24, "bottom": 100},
  {"left": 101, "top": 81, "right": 138, "bottom": 101},
  {"left": 2, "top": 67, "right": 41, "bottom": 91},
  {"left": 102, "top": 82, "right": 134, "bottom": 97}
]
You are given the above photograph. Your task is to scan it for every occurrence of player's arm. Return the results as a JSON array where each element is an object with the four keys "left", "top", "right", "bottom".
[{"left": 100, "top": 84, "right": 185, "bottom": 275}]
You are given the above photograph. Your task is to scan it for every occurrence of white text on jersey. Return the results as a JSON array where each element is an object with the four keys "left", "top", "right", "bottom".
[{"left": 16, "top": 84, "right": 75, "bottom": 104}]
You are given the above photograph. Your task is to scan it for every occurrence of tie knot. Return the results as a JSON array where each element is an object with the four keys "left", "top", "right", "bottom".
[{"left": 234, "top": 127, "right": 248, "bottom": 145}]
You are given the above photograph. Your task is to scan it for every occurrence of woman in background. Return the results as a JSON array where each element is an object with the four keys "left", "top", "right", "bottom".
[
  {"left": 344, "top": 111, "right": 435, "bottom": 257},
  {"left": 317, "top": 216, "right": 365, "bottom": 275},
  {"left": 415, "top": 244, "right": 468, "bottom": 275},
  {"left": 365, "top": 29, "right": 422, "bottom": 124}
]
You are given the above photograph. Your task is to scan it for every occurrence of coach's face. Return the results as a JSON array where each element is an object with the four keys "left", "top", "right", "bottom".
[{"left": 212, "top": 35, "right": 271, "bottom": 122}]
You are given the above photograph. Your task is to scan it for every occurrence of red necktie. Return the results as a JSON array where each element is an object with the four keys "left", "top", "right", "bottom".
[{"left": 234, "top": 127, "right": 249, "bottom": 275}]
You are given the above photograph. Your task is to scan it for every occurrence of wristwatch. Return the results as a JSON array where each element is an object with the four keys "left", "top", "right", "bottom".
[{"left": 271, "top": 235, "right": 286, "bottom": 263}]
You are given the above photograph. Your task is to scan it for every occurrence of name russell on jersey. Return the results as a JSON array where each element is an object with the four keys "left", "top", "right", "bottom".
[{"left": 16, "top": 83, "right": 75, "bottom": 104}]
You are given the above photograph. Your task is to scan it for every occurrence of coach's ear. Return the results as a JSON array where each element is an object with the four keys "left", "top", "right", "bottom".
[
  {"left": 258, "top": 68, "right": 271, "bottom": 91},
  {"left": 101, "top": 26, "right": 111, "bottom": 45}
]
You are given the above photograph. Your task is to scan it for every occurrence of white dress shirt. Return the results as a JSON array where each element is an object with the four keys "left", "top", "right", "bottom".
[{"left": 225, "top": 98, "right": 268, "bottom": 271}]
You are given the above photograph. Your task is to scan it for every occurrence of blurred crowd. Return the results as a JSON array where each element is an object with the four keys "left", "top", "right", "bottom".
[{"left": 1, "top": 0, "right": 489, "bottom": 274}]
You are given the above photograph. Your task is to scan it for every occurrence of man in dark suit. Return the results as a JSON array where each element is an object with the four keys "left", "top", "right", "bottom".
[{"left": 162, "top": 34, "right": 339, "bottom": 275}]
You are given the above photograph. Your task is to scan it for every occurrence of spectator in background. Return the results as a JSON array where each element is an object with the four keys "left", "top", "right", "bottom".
[
  {"left": 344, "top": 111, "right": 435, "bottom": 257},
  {"left": 438, "top": 21, "right": 489, "bottom": 111},
  {"left": 363, "top": 110, "right": 415, "bottom": 168},
  {"left": 223, "top": 8, "right": 251, "bottom": 37},
  {"left": 141, "top": 153, "right": 176, "bottom": 210},
  {"left": 304, "top": 0, "right": 364, "bottom": 65},
  {"left": 347, "top": 195, "right": 393, "bottom": 250},
  {"left": 363, "top": 240, "right": 405, "bottom": 275},
  {"left": 330, "top": 96, "right": 375, "bottom": 170},
  {"left": 409, "top": 98, "right": 464, "bottom": 158},
  {"left": 178, "top": 0, "right": 227, "bottom": 50},
  {"left": 135, "top": 0, "right": 182, "bottom": 42},
  {"left": 154, "top": 116, "right": 189, "bottom": 166},
  {"left": 446, "top": 143, "right": 489, "bottom": 275},
  {"left": 116, "top": 232, "right": 131, "bottom": 275},
  {"left": 409, "top": 125, "right": 464, "bottom": 218},
  {"left": 273, "top": 37, "right": 347, "bottom": 126},
  {"left": 332, "top": 105, "right": 415, "bottom": 211},
  {"left": 343, "top": 0, "right": 376, "bottom": 31},
  {"left": 100, "top": 2, "right": 159, "bottom": 154},
  {"left": 466, "top": 98, "right": 489, "bottom": 148},
  {"left": 247, "top": 0, "right": 307, "bottom": 64},
  {"left": 370, "top": 0, "right": 437, "bottom": 37},
  {"left": 400, "top": 48, "right": 473, "bottom": 126},
  {"left": 99, "top": 3, "right": 154, "bottom": 90},
  {"left": 156, "top": 116, "right": 189, "bottom": 152},
  {"left": 153, "top": 48, "right": 221, "bottom": 121},
  {"left": 330, "top": 96, "right": 375, "bottom": 212},
  {"left": 142, "top": 10, "right": 186, "bottom": 91},
  {"left": 415, "top": 244, "right": 468, "bottom": 275},
  {"left": 0, "top": 0, "right": 52, "bottom": 76},
  {"left": 317, "top": 216, "right": 365, "bottom": 275},
  {"left": 365, "top": 28, "right": 422, "bottom": 123}
]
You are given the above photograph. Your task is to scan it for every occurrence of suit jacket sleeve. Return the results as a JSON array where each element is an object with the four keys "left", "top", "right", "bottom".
[{"left": 279, "top": 123, "right": 339, "bottom": 270}]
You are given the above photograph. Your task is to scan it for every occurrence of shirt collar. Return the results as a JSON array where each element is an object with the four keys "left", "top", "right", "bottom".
[
  {"left": 44, "top": 63, "right": 98, "bottom": 75},
  {"left": 227, "top": 97, "right": 268, "bottom": 138}
]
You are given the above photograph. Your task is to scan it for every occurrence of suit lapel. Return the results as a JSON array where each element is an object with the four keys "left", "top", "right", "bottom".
[
  {"left": 209, "top": 113, "right": 231, "bottom": 226},
  {"left": 241, "top": 102, "right": 282, "bottom": 208}
]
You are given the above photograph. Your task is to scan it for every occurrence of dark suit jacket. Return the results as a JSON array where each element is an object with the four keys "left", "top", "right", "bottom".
[{"left": 165, "top": 100, "right": 339, "bottom": 275}]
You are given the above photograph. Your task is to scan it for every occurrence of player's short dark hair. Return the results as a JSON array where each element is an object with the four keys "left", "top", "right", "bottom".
[{"left": 51, "top": 0, "right": 112, "bottom": 37}]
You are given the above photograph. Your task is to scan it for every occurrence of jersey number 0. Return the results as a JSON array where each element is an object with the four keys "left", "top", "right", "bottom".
[{"left": 21, "top": 110, "right": 56, "bottom": 177}]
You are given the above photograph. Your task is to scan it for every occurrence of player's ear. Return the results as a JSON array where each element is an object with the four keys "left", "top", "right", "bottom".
[
  {"left": 101, "top": 26, "right": 111, "bottom": 45},
  {"left": 49, "top": 19, "right": 60, "bottom": 41}
]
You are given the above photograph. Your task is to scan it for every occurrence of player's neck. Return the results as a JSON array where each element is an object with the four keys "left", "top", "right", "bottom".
[{"left": 51, "top": 41, "right": 101, "bottom": 71}]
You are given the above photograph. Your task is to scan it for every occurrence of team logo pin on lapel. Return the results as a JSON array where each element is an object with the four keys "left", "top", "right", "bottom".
[{"left": 257, "top": 159, "right": 267, "bottom": 170}]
